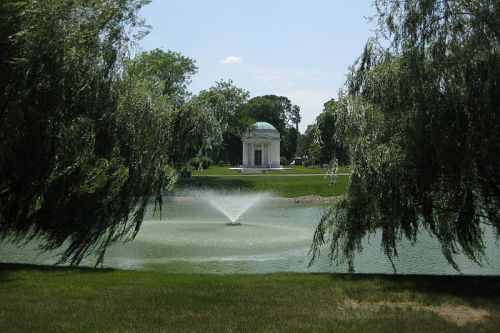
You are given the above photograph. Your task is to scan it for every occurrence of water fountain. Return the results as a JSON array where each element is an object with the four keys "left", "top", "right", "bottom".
[{"left": 197, "top": 190, "right": 271, "bottom": 226}]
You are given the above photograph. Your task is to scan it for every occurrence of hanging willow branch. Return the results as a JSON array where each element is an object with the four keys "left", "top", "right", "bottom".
[{"left": 310, "top": 0, "right": 499, "bottom": 272}]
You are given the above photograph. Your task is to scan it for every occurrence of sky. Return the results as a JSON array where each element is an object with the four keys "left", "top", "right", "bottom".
[{"left": 138, "top": 1, "right": 377, "bottom": 132}]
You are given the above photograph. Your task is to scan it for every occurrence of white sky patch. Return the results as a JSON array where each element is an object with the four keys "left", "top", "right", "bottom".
[
  {"left": 252, "top": 66, "right": 328, "bottom": 90},
  {"left": 221, "top": 56, "right": 243, "bottom": 64},
  {"left": 238, "top": 63, "right": 339, "bottom": 131}
]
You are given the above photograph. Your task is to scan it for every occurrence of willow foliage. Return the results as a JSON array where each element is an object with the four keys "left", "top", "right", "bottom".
[
  {"left": 311, "top": 0, "right": 499, "bottom": 272},
  {"left": 0, "top": 1, "right": 219, "bottom": 266}
]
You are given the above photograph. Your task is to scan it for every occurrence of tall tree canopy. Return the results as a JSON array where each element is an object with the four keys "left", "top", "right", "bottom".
[
  {"left": 316, "top": 99, "right": 350, "bottom": 165},
  {"left": 237, "top": 95, "right": 301, "bottom": 161},
  {"left": 298, "top": 124, "right": 321, "bottom": 165},
  {"left": 281, "top": 127, "right": 299, "bottom": 161},
  {"left": 129, "top": 51, "right": 223, "bottom": 168},
  {"left": 238, "top": 95, "right": 288, "bottom": 134},
  {"left": 166, "top": 96, "right": 223, "bottom": 169},
  {"left": 196, "top": 80, "right": 249, "bottom": 164},
  {"left": 0, "top": 0, "right": 218, "bottom": 266},
  {"left": 311, "top": 0, "right": 499, "bottom": 272},
  {"left": 131, "top": 48, "right": 197, "bottom": 107},
  {"left": 290, "top": 105, "right": 302, "bottom": 132}
]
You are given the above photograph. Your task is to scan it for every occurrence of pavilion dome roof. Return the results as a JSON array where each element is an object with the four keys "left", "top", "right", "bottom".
[{"left": 253, "top": 121, "right": 278, "bottom": 132}]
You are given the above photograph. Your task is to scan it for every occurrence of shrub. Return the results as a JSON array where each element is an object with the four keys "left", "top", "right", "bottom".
[{"left": 189, "top": 156, "right": 212, "bottom": 169}]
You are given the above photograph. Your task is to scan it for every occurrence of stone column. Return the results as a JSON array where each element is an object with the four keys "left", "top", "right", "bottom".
[
  {"left": 276, "top": 140, "right": 281, "bottom": 166},
  {"left": 250, "top": 143, "right": 254, "bottom": 166},
  {"left": 272, "top": 140, "right": 279, "bottom": 167},
  {"left": 242, "top": 142, "right": 248, "bottom": 166},
  {"left": 267, "top": 143, "right": 271, "bottom": 168}
]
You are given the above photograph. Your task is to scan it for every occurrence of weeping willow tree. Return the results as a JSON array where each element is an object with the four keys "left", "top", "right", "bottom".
[
  {"left": 311, "top": 0, "right": 499, "bottom": 272},
  {"left": 0, "top": 0, "right": 221, "bottom": 266}
]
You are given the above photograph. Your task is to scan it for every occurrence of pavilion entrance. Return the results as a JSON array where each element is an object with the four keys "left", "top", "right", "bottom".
[{"left": 254, "top": 150, "right": 262, "bottom": 166}]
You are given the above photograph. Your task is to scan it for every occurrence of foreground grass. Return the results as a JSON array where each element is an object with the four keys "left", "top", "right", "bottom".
[
  {"left": 1, "top": 264, "right": 499, "bottom": 332},
  {"left": 177, "top": 175, "right": 349, "bottom": 197},
  {"left": 191, "top": 165, "right": 350, "bottom": 176}
]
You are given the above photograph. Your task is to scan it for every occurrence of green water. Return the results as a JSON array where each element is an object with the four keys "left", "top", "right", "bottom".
[{"left": 1, "top": 197, "right": 499, "bottom": 275}]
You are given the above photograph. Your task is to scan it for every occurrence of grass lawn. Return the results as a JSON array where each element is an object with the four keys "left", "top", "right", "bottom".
[
  {"left": 191, "top": 165, "right": 350, "bottom": 176},
  {"left": 1, "top": 264, "right": 499, "bottom": 332},
  {"left": 176, "top": 175, "right": 348, "bottom": 197}
]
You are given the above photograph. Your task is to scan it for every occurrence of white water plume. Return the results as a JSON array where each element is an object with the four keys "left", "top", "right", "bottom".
[{"left": 195, "top": 190, "right": 272, "bottom": 224}]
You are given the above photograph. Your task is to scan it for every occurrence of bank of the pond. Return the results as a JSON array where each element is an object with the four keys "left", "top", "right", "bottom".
[
  {"left": 168, "top": 194, "right": 340, "bottom": 204},
  {"left": 176, "top": 174, "right": 349, "bottom": 197},
  {"left": 1, "top": 264, "right": 499, "bottom": 332},
  {"left": 271, "top": 195, "right": 341, "bottom": 204}
]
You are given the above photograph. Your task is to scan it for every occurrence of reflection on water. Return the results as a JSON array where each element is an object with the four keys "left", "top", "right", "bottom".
[{"left": 1, "top": 197, "right": 499, "bottom": 275}]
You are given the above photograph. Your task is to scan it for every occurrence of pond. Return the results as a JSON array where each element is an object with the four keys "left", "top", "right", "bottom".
[{"left": 1, "top": 193, "right": 499, "bottom": 275}]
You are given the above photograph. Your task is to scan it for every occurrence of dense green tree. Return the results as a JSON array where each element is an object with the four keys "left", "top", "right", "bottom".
[
  {"left": 290, "top": 105, "right": 302, "bottom": 132},
  {"left": 316, "top": 99, "right": 349, "bottom": 165},
  {"left": 131, "top": 48, "right": 197, "bottom": 107},
  {"left": 281, "top": 127, "right": 299, "bottom": 162},
  {"left": 196, "top": 80, "right": 249, "bottom": 164},
  {"left": 299, "top": 124, "right": 321, "bottom": 166},
  {"left": 129, "top": 53, "right": 223, "bottom": 169},
  {"left": 0, "top": 0, "right": 217, "bottom": 266},
  {"left": 167, "top": 97, "right": 223, "bottom": 169},
  {"left": 259, "top": 94, "right": 302, "bottom": 133},
  {"left": 311, "top": 0, "right": 499, "bottom": 272},
  {"left": 131, "top": 52, "right": 223, "bottom": 170},
  {"left": 0, "top": 0, "right": 157, "bottom": 265},
  {"left": 289, "top": 105, "right": 302, "bottom": 156},
  {"left": 238, "top": 96, "right": 288, "bottom": 134},
  {"left": 237, "top": 95, "right": 301, "bottom": 161}
]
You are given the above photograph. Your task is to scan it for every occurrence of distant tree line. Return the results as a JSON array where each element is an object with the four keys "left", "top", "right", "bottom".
[{"left": 195, "top": 86, "right": 302, "bottom": 166}]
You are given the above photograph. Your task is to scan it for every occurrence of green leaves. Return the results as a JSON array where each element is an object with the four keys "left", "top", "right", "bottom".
[
  {"left": 237, "top": 95, "right": 301, "bottom": 161},
  {"left": 311, "top": 0, "right": 499, "bottom": 272},
  {"left": 316, "top": 99, "right": 350, "bottom": 165},
  {"left": 0, "top": 0, "right": 214, "bottom": 267},
  {"left": 130, "top": 49, "right": 198, "bottom": 107}
]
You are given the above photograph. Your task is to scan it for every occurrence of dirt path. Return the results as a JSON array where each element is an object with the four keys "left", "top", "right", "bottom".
[{"left": 344, "top": 299, "right": 490, "bottom": 326}]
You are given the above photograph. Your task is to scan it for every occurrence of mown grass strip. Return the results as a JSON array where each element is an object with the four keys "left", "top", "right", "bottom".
[
  {"left": 1, "top": 264, "right": 499, "bottom": 332},
  {"left": 176, "top": 175, "right": 349, "bottom": 197}
]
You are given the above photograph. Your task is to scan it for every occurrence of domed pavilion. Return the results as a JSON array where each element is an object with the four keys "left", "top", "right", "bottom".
[{"left": 242, "top": 122, "right": 281, "bottom": 168}]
